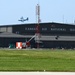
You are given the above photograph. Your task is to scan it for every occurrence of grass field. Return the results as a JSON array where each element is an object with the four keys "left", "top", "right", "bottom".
[{"left": 0, "top": 49, "right": 75, "bottom": 72}]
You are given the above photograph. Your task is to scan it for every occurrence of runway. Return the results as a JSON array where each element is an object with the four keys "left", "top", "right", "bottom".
[{"left": 0, "top": 72, "right": 75, "bottom": 75}]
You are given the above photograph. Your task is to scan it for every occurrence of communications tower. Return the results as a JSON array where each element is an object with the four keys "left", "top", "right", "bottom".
[{"left": 35, "top": 4, "right": 41, "bottom": 48}]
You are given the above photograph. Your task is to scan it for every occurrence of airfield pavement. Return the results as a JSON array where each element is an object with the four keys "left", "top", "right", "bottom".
[{"left": 0, "top": 72, "right": 75, "bottom": 75}]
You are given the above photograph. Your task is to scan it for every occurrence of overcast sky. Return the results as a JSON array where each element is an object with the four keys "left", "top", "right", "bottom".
[{"left": 0, "top": 0, "right": 75, "bottom": 25}]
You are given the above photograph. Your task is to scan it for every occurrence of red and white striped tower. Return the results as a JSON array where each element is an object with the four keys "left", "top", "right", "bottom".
[{"left": 35, "top": 4, "right": 41, "bottom": 48}]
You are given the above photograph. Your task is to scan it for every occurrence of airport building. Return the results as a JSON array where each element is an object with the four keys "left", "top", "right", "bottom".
[{"left": 0, "top": 22, "right": 75, "bottom": 49}]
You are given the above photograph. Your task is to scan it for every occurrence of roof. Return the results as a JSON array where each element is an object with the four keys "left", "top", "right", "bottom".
[
  {"left": 0, "top": 22, "right": 75, "bottom": 27},
  {"left": 39, "top": 36, "right": 75, "bottom": 41},
  {"left": 0, "top": 32, "right": 75, "bottom": 41},
  {"left": 0, "top": 32, "right": 28, "bottom": 38}
]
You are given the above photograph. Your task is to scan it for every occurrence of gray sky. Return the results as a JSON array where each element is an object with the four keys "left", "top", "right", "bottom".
[{"left": 0, "top": 0, "right": 75, "bottom": 25}]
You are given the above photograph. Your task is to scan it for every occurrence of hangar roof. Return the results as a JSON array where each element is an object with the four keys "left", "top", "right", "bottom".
[
  {"left": 39, "top": 35, "right": 75, "bottom": 41},
  {"left": 0, "top": 32, "right": 75, "bottom": 41},
  {"left": 0, "top": 22, "right": 75, "bottom": 27},
  {"left": 0, "top": 32, "right": 27, "bottom": 38}
]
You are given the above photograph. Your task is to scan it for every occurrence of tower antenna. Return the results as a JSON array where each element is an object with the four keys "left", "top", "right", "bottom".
[{"left": 35, "top": 3, "right": 41, "bottom": 48}]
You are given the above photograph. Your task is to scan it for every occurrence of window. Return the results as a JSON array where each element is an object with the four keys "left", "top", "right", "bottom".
[{"left": 42, "top": 28, "right": 47, "bottom": 31}]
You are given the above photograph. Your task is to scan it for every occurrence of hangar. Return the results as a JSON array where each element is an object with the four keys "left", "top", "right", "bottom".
[{"left": 0, "top": 22, "right": 75, "bottom": 49}]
